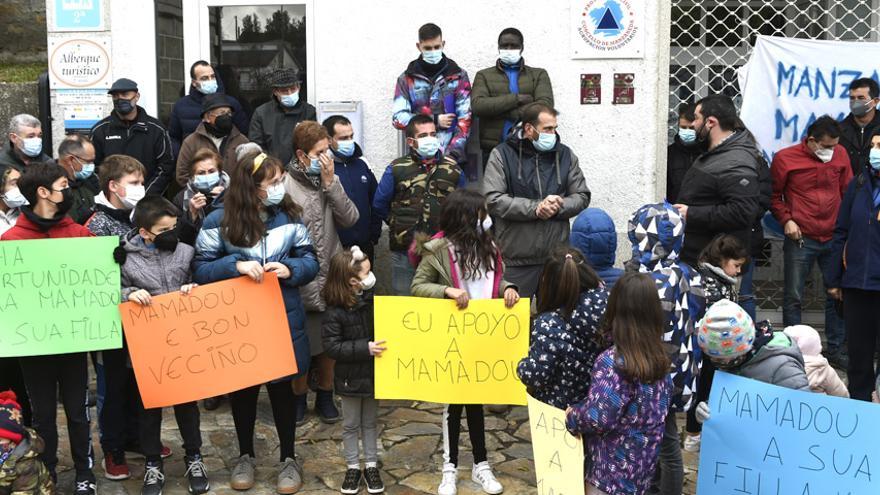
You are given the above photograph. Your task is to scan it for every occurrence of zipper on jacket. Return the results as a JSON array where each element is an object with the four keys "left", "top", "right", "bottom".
[{"left": 261, "top": 233, "right": 268, "bottom": 266}]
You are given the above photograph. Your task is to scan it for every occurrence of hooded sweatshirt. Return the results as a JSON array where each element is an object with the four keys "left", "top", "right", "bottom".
[
  {"left": 570, "top": 208, "right": 623, "bottom": 288},
  {"left": 627, "top": 202, "right": 705, "bottom": 412},
  {"left": 483, "top": 127, "right": 591, "bottom": 267}
]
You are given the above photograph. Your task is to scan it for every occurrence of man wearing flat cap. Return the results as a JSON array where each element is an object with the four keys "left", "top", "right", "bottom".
[
  {"left": 248, "top": 68, "right": 317, "bottom": 165},
  {"left": 89, "top": 78, "right": 175, "bottom": 195},
  {"left": 175, "top": 93, "right": 249, "bottom": 186}
]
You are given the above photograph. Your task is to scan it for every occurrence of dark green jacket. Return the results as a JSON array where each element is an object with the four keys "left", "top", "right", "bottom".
[{"left": 472, "top": 60, "right": 554, "bottom": 151}]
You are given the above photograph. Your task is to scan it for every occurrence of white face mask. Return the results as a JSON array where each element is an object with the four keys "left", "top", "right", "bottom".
[
  {"left": 360, "top": 271, "right": 377, "bottom": 291},
  {"left": 814, "top": 148, "right": 834, "bottom": 163},
  {"left": 2, "top": 187, "right": 28, "bottom": 209},
  {"left": 117, "top": 184, "right": 145, "bottom": 210}
]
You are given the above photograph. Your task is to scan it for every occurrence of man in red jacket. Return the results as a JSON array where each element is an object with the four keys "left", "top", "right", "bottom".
[
  {"left": 0, "top": 162, "right": 97, "bottom": 495},
  {"left": 771, "top": 115, "right": 853, "bottom": 368}
]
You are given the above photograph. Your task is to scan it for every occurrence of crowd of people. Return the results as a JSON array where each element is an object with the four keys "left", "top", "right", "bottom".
[{"left": 0, "top": 21, "right": 876, "bottom": 495}]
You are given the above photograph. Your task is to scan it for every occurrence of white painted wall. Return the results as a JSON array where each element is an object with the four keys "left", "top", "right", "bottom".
[
  {"left": 110, "top": 0, "right": 159, "bottom": 116},
  {"left": 310, "top": 0, "right": 671, "bottom": 262}
]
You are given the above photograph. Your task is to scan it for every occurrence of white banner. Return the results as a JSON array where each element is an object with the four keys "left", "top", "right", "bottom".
[{"left": 738, "top": 35, "right": 880, "bottom": 163}]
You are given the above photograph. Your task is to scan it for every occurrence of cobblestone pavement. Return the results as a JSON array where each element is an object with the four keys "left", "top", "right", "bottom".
[{"left": 52, "top": 395, "right": 698, "bottom": 494}]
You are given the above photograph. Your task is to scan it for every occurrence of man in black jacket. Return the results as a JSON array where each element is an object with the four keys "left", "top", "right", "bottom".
[
  {"left": 839, "top": 77, "right": 880, "bottom": 177},
  {"left": 674, "top": 95, "right": 762, "bottom": 269},
  {"left": 248, "top": 68, "right": 317, "bottom": 165},
  {"left": 55, "top": 134, "right": 100, "bottom": 225},
  {"left": 90, "top": 78, "right": 174, "bottom": 196},
  {"left": 666, "top": 103, "right": 704, "bottom": 203}
]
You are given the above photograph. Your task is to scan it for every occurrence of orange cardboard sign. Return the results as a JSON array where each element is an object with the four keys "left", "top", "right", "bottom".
[{"left": 119, "top": 273, "right": 297, "bottom": 408}]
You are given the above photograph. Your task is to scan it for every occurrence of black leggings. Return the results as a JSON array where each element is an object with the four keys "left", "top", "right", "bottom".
[
  {"left": 844, "top": 288, "right": 880, "bottom": 401},
  {"left": 686, "top": 359, "right": 716, "bottom": 433},
  {"left": 229, "top": 380, "right": 297, "bottom": 461},
  {"left": 442, "top": 404, "right": 487, "bottom": 467}
]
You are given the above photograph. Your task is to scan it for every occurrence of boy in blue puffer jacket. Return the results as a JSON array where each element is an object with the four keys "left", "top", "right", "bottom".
[{"left": 570, "top": 208, "right": 624, "bottom": 289}]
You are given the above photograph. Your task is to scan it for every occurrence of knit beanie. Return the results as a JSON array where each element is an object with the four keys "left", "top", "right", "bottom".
[
  {"left": 697, "top": 299, "right": 756, "bottom": 359},
  {"left": 782, "top": 325, "right": 822, "bottom": 357},
  {"left": 0, "top": 390, "right": 24, "bottom": 444}
]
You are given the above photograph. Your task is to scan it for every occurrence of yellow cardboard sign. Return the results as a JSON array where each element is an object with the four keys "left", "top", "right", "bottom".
[
  {"left": 374, "top": 296, "right": 529, "bottom": 405},
  {"left": 528, "top": 396, "right": 586, "bottom": 495}
]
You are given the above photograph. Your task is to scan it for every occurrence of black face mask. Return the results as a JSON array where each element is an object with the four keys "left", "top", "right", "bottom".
[
  {"left": 152, "top": 229, "right": 179, "bottom": 252},
  {"left": 50, "top": 187, "right": 74, "bottom": 215},
  {"left": 214, "top": 114, "right": 234, "bottom": 135},
  {"left": 114, "top": 98, "right": 135, "bottom": 115}
]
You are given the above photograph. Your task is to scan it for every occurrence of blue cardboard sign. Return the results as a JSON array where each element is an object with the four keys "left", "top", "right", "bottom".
[
  {"left": 698, "top": 371, "right": 878, "bottom": 494},
  {"left": 54, "top": 0, "right": 103, "bottom": 31}
]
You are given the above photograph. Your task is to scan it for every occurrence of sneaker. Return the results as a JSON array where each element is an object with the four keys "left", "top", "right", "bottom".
[
  {"left": 295, "top": 393, "right": 308, "bottom": 426},
  {"left": 683, "top": 433, "right": 701, "bottom": 453},
  {"left": 471, "top": 462, "right": 503, "bottom": 494},
  {"left": 438, "top": 463, "right": 458, "bottom": 495},
  {"left": 203, "top": 396, "right": 224, "bottom": 411},
  {"left": 364, "top": 466, "right": 384, "bottom": 494},
  {"left": 277, "top": 456, "right": 304, "bottom": 494},
  {"left": 185, "top": 454, "right": 211, "bottom": 494},
  {"left": 315, "top": 389, "right": 341, "bottom": 424},
  {"left": 340, "top": 468, "right": 362, "bottom": 494},
  {"left": 102, "top": 451, "right": 131, "bottom": 480},
  {"left": 142, "top": 463, "right": 165, "bottom": 495},
  {"left": 74, "top": 477, "right": 97, "bottom": 495},
  {"left": 230, "top": 454, "right": 256, "bottom": 491}
]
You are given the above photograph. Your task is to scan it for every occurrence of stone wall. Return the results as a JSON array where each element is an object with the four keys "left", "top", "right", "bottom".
[
  {"left": 0, "top": 82, "right": 39, "bottom": 135},
  {"left": 155, "top": 0, "right": 184, "bottom": 124},
  {"left": 0, "top": 0, "right": 47, "bottom": 62}
]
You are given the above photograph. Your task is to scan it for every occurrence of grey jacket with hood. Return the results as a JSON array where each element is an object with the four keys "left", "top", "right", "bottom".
[
  {"left": 120, "top": 231, "right": 194, "bottom": 301},
  {"left": 482, "top": 127, "right": 591, "bottom": 266},
  {"left": 737, "top": 331, "right": 811, "bottom": 392}
]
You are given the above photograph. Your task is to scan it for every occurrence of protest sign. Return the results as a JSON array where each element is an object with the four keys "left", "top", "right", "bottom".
[
  {"left": 528, "top": 396, "right": 585, "bottom": 495},
  {"left": 698, "top": 371, "right": 878, "bottom": 494},
  {"left": 374, "top": 296, "right": 529, "bottom": 405},
  {"left": 0, "top": 237, "right": 122, "bottom": 357},
  {"left": 738, "top": 35, "right": 880, "bottom": 163},
  {"left": 119, "top": 273, "right": 297, "bottom": 408}
]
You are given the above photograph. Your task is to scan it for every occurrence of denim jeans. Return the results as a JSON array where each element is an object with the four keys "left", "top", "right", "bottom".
[
  {"left": 782, "top": 236, "right": 845, "bottom": 352},
  {"left": 738, "top": 260, "right": 756, "bottom": 323},
  {"left": 391, "top": 250, "right": 416, "bottom": 296}
]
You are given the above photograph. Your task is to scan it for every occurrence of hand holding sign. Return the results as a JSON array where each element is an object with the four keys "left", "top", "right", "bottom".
[
  {"left": 374, "top": 297, "right": 529, "bottom": 405},
  {"left": 0, "top": 237, "right": 122, "bottom": 357},
  {"left": 528, "top": 396, "right": 585, "bottom": 495},
  {"left": 120, "top": 273, "right": 297, "bottom": 408}
]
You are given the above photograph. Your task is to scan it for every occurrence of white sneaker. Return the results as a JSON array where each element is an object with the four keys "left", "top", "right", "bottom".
[
  {"left": 471, "top": 461, "right": 503, "bottom": 494},
  {"left": 684, "top": 433, "right": 701, "bottom": 453},
  {"left": 437, "top": 463, "right": 458, "bottom": 495}
]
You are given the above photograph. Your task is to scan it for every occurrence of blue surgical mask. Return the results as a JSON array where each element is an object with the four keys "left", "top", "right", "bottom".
[
  {"left": 1, "top": 187, "right": 28, "bottom": 209},
  {"left": 262, "top": 182, "right": 285, "bottom": 206},
  {"left": 422, "top": 49, "right": 443, "bottom": 65},
  {"left": 336, "top": 140, "right": 355, "bottom": 157},
  {"left": 74, "top": 161, "right": 95, "bottom": 180},
  {"left": 306, "top": 156, "right": 322, "bottom": 175},
  {"left": 416, "top": 136, "right": 441, "bottom": 158},
  {"left": 279, "top": 92, "right": 299, "bottom": 108},
  {"left": 533, "top": 132, "right": 557, "bottom": 152},
  {"left": 678, "top": 128, "right": 697, "bottom": 144},
  {"left": 193, "top": 172, "right": 220, "bottom": 191},
  {"left": 499, "top": 49, "right": 522, "bottom": 66},
  {"left": 20, "top": 137, "right": 42, "bottom": 157},
  {"left": 199, "top": 79, "right": 218, "bottom": 94},
  {"left": 870, "top": 149, "right": 880, "bottom": 171}
]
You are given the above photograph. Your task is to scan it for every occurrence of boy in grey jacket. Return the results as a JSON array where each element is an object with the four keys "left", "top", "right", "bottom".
[
  {"left": 120, "top": 196, "right": 209, "bottom": 495},
  {"left": 694, "top": 299, "right": 811, "bottom": 423}
]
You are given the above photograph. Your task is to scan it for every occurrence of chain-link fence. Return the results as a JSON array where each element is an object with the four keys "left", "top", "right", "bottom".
[{"left": 668, "top": 0, "right": 880, "bottom": 313}]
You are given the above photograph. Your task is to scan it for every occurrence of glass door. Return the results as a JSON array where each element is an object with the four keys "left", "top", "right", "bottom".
[{"left": 184, "top": 0, "right": 314, "bottom": 119}]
